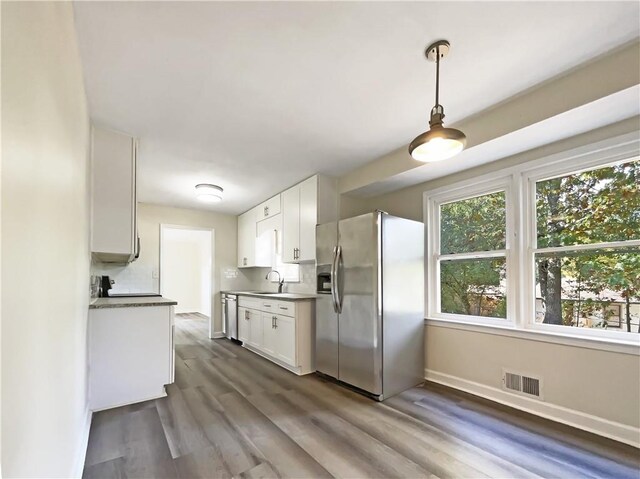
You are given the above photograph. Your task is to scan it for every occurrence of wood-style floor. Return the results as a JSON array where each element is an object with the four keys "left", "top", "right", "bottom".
[{"left": 83, "top": 312, "right": 640, "bottom": 479}]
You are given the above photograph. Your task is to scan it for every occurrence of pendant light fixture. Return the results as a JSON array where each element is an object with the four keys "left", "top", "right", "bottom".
[
  {"left": 195, "top": 183, "right": 224, "bottom": 203},
  {"left": 409, "top": 40, "right": 466, "bottom": 162}
]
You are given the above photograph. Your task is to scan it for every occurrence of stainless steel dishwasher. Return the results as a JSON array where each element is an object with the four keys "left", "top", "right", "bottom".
[{"left": 224, "top": 294, "right": 238, "bottom": 340}]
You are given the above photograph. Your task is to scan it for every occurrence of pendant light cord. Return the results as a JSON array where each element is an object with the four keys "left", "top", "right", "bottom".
[{"left": 435, "top": 46, "right": 440, "bottom": 108}]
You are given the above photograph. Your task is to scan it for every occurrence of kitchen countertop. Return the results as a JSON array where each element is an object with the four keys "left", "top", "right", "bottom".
[
  {"left": 89, "top": 296, "right": 178, "bottom": 309},
  {"left": 222, "top": 291, "right": 317, "bottom": 301}
]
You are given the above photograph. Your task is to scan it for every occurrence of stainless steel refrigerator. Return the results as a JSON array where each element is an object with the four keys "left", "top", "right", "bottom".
[{"left": 315, "top": 211, "right": 424, "bottom": 400}]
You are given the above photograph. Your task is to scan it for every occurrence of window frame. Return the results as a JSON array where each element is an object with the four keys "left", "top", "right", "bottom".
[
  {"left": 425, "top": 175, "right": 517, "bottom": 327},
  {"left": 423, "top": 130, "right": 640, "bottom": 350},
  {"left": 522, "top": 153, "right": 640, "bottom": 342}
]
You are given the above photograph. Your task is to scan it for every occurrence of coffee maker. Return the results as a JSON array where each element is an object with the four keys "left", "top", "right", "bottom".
[{"left": 99, "top": 275, "right": 114, "bottom": 297}]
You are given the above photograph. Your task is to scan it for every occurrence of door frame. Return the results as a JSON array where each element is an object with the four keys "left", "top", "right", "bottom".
[{"left": 159, "top": 224, "right": 216, "bottom": 338}]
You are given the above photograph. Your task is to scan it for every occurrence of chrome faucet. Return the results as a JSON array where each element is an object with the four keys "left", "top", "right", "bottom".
[{"left": 265, "top": 270, "right": 284, "bottom": 293}]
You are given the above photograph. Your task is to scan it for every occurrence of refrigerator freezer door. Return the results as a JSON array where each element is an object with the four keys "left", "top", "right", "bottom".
[
  {"left": 315, "top": 222, "right": 339, "bottom": 378},
  {"left": 338, "top": 212, "right": 382, "bottom": 396}
]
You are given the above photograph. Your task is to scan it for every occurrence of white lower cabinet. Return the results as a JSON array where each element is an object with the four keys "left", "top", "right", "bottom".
[
  {"left": 238, "top": 307, "right": 250, "bottom": 343},
  {"left": 237, "top": 296, "right": 314, "bottom": 375},
  {"left": 89, "top": 305, "right": 174, "bottom": 411},
  {"left": 261, "top": 312, "right": 278, "bottom": 356},
  {"left": 273, "top": 314, "right": 296, "bottom": 366}
]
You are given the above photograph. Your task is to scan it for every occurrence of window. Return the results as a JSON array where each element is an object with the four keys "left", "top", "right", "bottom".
[
  {"left": 532, "top": 160, "right": 639, "bottom": 335},
  {"left": 427, "top": 181, "right": 514, "bottom": 325},
  {"left": 424, "top": 134, "right": 640, "bottom": 345}
]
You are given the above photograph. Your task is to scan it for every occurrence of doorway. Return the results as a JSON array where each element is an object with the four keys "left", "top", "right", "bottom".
[{"left": 160, "top": 225, "right": 214, "bottom": 337}]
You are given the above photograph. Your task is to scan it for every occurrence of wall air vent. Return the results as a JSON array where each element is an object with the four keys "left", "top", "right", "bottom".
[{"left": 502, "top": 369, "right": 543, "bottom": 399}]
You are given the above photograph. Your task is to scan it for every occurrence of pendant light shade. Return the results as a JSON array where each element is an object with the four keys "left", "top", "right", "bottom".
[
  {"left": 195, "top": 183, "right": 223, "bottom": 203},
  {"left": 409, "top": 40, "right": 466, "bottom": 163}
]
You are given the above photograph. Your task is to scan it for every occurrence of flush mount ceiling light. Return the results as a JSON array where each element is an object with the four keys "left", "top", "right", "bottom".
[
  {"left": 195, "top": 183, "right": 223, "bottom": 203},
  {"left": 409, "top": 40, "right": 467, "bottom": 163}
]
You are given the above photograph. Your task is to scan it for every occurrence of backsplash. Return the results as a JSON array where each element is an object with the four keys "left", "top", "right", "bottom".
[
  {"left": 90, "top": 257, "right": 157, "bottom": 296},
  {"left": 242, "top": 262, "right": 316, "bottom": 294},
  {"left": 90, "top": 255, "right": 314, "bottom": 298}
]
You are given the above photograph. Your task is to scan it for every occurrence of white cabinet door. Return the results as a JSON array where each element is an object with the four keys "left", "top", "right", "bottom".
[
  {"left": 282, "top": 185, "right": 300, "bottom": 263},
  {"left": 298, "top": 176, "right": 317, "bottom": 262},
  {"left": 257, "top": 194, "right": 281, "bottom": 221},
  {"left": 238, "top": 307, "right": 250, "bottom": 343},
  {"left": 274, "top": 314, "right": 296, "bottom": 366},
  {"left": 256, "top": 213, "right": 281, "bottom": 267},
  {"left": 249, "top": 309, "right": 263, "bottom": 348},
  {"left": 237, "top": 210, "right": 253, "bottom": 268},
  {"left": 91, "top": 126, "right": 137, "bottom": 262},
  {"left": 261, "top": 312, "right": 277, "bottom": 355}
]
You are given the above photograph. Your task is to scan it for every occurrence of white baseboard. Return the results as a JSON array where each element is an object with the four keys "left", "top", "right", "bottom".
[
  {"left": 425, "top": 369, "right": 640, "bottom": 449},
  {"left": 72, "top": 406, "right": 93, "bottom": 478},
  {"left": 211, "top": 331, "right": 226, "bottom": 339}
]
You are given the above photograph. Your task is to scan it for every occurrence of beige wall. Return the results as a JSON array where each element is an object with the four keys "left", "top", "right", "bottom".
[
  {"left": 340, "top": 117, "right": 640, "bottom": 438},
  {"left": 93, "top": 203, "right": 254, "bottom": 333},
  {"left": 426, "top": 326, "right": 640, "bottom": 428},
  {"left": 1, "top": 3, "right": 92, "bottom": 476}
]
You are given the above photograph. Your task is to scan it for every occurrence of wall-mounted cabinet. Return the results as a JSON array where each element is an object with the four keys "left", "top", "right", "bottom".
[
  {"left": 91, "top": 126, "right": 138, "bottom": 263},
  {"left": 237, "top": 206, "right": 274, "bottom": 268},
  {"left": 282, "top": 175, "right": 337, "bottom": 263},
  {"left": 257, "top": 194, "right": 281, "bottom": 221},
  {"left": 237, "top": 175, "right": 337, "bottom": 268}
]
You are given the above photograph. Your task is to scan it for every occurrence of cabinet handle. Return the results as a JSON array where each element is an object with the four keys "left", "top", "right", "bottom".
[
  {"left": 243, "top": 257, "right": 247, "bottom": 266},
  {"left": 264, "top": 206, "right": 269, "bottom": 217},
  {"left": 279, "top": 305, "right": 288, "bottom": 310},
  {"left": 274, "top": 316, "right": 278, "bottom": 329},
  {"left": 264, "top": 304, "right": 271, "bottom": 308}
]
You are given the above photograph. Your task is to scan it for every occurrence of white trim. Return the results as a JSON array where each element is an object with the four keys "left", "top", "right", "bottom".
[
  {"left": 211, "top": 331, "right": 226, "bottom": 339},
  {"left": 532, "top": 240, "right": 640, "bottom": 255},
  {"left": 425, "top": 368, "right": 640, "bottom": 448},
  {"left": 424, "top": 132, "right": 640, "bottom": 344},
  {"left": 72, "top": 406, "right": 93, "bottom": 478},
  {"left": 439, "top": 250, "right": 507, "bottom": 261},
  {"left": 425, "top": 176, "right": 514, "bottom": 324},
  {"left": 425, "top": 318, "right": 640, "bottom": 355}
]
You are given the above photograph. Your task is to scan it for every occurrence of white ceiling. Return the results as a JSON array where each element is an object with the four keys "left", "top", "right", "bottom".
[{"left": 73, "top": 1, "right": 640, "bottom": 214}]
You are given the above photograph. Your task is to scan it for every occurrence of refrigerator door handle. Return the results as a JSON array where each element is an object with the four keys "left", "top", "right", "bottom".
[
  {"left": 335, "top": 245, "right": 343, "bottom": 314},
  {"left": 330, "top": 246, "right": 339, "bottom": 313}
]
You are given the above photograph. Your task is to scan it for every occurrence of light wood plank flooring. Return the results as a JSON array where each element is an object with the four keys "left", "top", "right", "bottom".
[{"left": 83, "top": 312, "right": 640, "bottom": 479}]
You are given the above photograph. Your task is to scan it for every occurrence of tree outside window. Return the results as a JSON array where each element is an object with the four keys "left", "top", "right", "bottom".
[{"left": 535, "top": 160, "right": 640, "bottom": 334}]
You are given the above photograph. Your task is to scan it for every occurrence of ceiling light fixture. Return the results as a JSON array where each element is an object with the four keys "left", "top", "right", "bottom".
[
  {"left": 409, "top": 40, "right": 467, "bottom": 163},
  {"left": 195, "top": 183, "right": 223, "bottom": 203}
]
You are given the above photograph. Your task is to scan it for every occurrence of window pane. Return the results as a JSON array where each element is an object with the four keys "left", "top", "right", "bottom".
[
  {"left": 440, "top": 258, "right": 507, "bottom": 318},
  {"left": 535, "top": 249, "right": 640, "bottom": 334},
  {"left": 440, "top": 192, "right": 506, "bottom": 254},
  {"left": 536, "top": 160, "right": 640, "bottom": 248}
]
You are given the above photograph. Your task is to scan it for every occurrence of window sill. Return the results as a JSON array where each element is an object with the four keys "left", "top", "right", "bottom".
[{"left": 424, "top": 317, "right": 640, "bottom": 356}]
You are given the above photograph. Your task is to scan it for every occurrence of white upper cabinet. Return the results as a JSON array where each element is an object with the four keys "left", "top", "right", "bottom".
[
  {"left": 257, "top": 194, "right": 281, "bottom": 221},
  {"left": 282, "top": 186, "right": 301, "bottom": 263},
  {"left": 237, "top": 174, "right": 337, "bottom": 267},
  {"left": 91, "top": 125, "right": 138, "bottom": 263},
  {"left": 282, "top": 175, "right": 337, "bottom": 263},
  {"left": 238, "top": 206, "right": 273, "bottom": 268}
]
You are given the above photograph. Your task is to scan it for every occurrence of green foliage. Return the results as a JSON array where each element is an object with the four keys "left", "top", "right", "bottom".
[
  {"left": 536, "top": 160, "right": 640, "bottom": 332},
  {"left": 439, "top": 192, "right": 508, "bottom": 319},
  {"left": 441, "top": 192, "right": 505, "bottom": 254}
]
